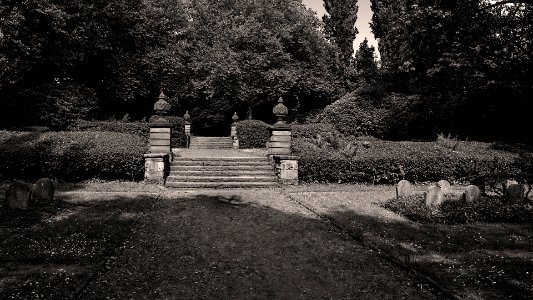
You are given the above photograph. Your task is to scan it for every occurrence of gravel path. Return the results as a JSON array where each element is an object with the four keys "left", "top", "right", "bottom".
[{"left": 80, "top": 188, "right": 440, "bottom": 299}]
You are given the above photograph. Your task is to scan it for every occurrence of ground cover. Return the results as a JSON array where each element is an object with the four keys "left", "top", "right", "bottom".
[
  {"left": 1, "top": 185, "right": 440, "bottom": 298},
  {"left": 285, "top": 184, "right": 533, "bottom": 299},
  {"left": 0, "top": 190, "right": 159, "bottom": 298}
]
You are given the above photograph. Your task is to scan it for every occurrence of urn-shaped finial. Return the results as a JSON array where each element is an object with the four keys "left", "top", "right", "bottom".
[
  {"left": 273, "top": 97, "right": 288, "bottom": 124},
  {"left": 183, "top": 110, "right": 191, "bottom": 123},
  {"left": 232, "top": 112, "right": 239, "bottom": 124},
  {"left": 154, "top": 91, "right": 171, "bottom": 116}
]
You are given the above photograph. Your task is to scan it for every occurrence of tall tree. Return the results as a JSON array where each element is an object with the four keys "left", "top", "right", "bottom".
[
  {"left": 354, "top": 38, "right": 378, "bottom": 81},
  {"left": 322, "top": 0, "right": 359, "bottom": 65}
]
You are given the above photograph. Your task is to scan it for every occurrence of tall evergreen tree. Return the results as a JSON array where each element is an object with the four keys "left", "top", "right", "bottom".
[
  {"left": 322, "top": 0, "right": 359, "bottom": 65},
  {"left": 354, "top": 38, "right": 377, "bottom": 80}
]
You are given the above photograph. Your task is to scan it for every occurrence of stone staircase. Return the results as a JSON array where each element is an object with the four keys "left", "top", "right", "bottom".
[
  {"left": 166, "top": 137, "right": 277, "bottom": 188},
  {"left": 189, "top": 136, "right": 233, "bottom": 149}
]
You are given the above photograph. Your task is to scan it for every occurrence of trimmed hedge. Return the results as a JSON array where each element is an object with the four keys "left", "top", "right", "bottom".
[
  {"left": 236, "top": 120, "right": 271, "bottom": 149},
  {"left": 0, "top": 131, "right": 148, "bottom": 182},
  {"left": 294, "top": 137, "right": 533, "bottom": 185},
  {"left": 69, "top": 118, "right": 187, "bottom": 148}
]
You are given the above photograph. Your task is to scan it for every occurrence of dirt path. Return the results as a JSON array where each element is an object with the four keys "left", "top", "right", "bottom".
[{"left": 80, "top": 189, "right": 440, "bottom": 299}]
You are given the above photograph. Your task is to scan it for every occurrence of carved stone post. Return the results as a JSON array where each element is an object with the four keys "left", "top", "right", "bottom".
[
  {"left": 268, "top": 97, "right": 299, "bottom": 185},
  {"left": 231, "top": 112, "right": 239, "bottom": 149},
  {"left": 183, "top": 110, "right": 191, "bottom": 148},
  {"left": 144, "top": 92, "right": 172, "bottom": 184},
  {"left": 269, "top": 97, "right": 291, "bottom": 156}
]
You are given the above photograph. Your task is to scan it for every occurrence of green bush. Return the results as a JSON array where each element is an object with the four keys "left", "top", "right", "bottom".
[
  {"left": 236, "top": 120, "right": 270, "bottom": 149},
  {"left": 319, "top": 92, "right": 388, "bottom": 137},
  {"left": 0, "top": 131, "right": 148, "bottom": 182},
  {"left": 381, "top": 195, "right": 533, "bottom": 224},
  {"left": 293, "top": 137, "right": 533, "bottom": 185}
]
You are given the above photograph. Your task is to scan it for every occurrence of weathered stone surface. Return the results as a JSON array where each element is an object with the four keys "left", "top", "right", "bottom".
[
  {"left": 463, "top": 185, "right": 481, "bottom": 203},
  {"left": 507, "top": 184, "right": 524, "bottom": 204},
  {"left": 395, "top": 180, "right": 413, "bottom": 198},
  {"left": 437, "top": 180, "right": 451, "bottom": 195},
  {"left": 425, "top": 185, "right": 444, "bottom": 207},
  {"left": 144, "top": 153, "right": 169, "bottom": 184},
  {"left": 279, "top": 159, "right": 299, "bottom": 185},
  {"left": 5, "top": 182, "right": 31, "bottom": 209},
  {"left": 31, "top": 178, "right": 55, "bottom": 203},
  {"left": 504, "top": 179, "right": 518, "bottom": 190}
]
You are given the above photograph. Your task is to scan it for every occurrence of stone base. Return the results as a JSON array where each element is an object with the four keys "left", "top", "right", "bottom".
[
  {"left": 271, "top": 155, "right": 299, "bottom": 185},
  {"left": 144, "top": 153, "right": 170, "bottom": 184},
  {"left": 233, "top": 138, "right": 239, "bottom": 149}
]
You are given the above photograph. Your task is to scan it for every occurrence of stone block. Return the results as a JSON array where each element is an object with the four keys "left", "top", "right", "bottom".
[
  {"left": 507, "top": 184, "right": 524, "bottom": 204},
  {"left": 4, "top": 182, "right": 31, "bottom": 209},
  {"left": 437, "top": 180, "right": 451, "bottom": 195},
  {"left": 463, "top": 185, "right": 481, "bottom": 203},
  {"left": 395, "top": 180, "right": 413, "bottom": 198},
  {"left": 150, "top": 139, "right": 171, "bottom": 146},
  {"left": 150, "top": 127, "right": 171, "bottom": 134},
  {"left": 150, "top": 132, "right": 171, "bottom": 140},
  {"left": 272, "top": 155, "right": 299, "bottom": 185},
  {"left": 271, "top": 130, "right": 291, "bottom": 136},
  {"left": 233, "top": 138, "right": 239, "bottom": 149},
  {"left": 425, "top": 185, "right": 444, "bottom": 207},
  {"left": 31, "top": 178, "right": 55, "bottom": 203},
  {"left": 144, "top": 153, "right": 169, "bottom": 184},
  {"left": 270, "top": 135, "right": 291, "bottom": 142},
  {"left": 184, "top": 124, "right": 191, "bottom": 135}
]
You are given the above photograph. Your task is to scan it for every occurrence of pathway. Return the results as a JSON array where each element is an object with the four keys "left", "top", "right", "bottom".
[{"left": 79, "top": 188, "right": 441, "bottom": 299}]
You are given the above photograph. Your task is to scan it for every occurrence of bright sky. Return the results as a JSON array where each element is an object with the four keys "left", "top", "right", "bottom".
[{"left": 302, "top": 0, "right": 380, "bottom": 59}]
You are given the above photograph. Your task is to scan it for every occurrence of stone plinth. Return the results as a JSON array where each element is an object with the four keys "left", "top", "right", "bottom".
[
  {"left": 272, "top": 155, "right": 299, "bottom": 185},
  {"left": 269, "top": 124, "right": 291, "bottom": 156},
  {"left": 144, "top": 153, "right": 169, "bottom": 184},
  {"left": 230, "top": 124, "right": 237, "bottom": 138},
  {"left": 149, "top": 120, "right": 172, "bottom": 154}
]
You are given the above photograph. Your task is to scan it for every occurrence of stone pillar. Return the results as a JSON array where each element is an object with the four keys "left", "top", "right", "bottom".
[
  {"left": 144, "top": 92, "right": 172, "bottom": 184},
  {"left": 268, "top": 97, "right": 291, "bottom": 156},
  {"left": 268, "top": 97, "right": 299, "bottom": 185},
  {"left": 231, "top": 112, "right": 239, "bottom": 149},
  {"left": 184, "top": 110, "right": 191, "bottom": 148}
]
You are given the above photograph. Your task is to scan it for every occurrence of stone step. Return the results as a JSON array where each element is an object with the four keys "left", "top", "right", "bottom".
[
  {"left": 171, "top": 161, "right": 270, "bottom": 167},
  {"left": 169, "top": 169, "right": 273, "bottom": 176},
  {"left": 173, "top": 157, "right": 266, "bottom": 162},
  {"left": 165, "top": 181, "right": 279, "bottom": 188},
  {"left": 170, "top": 165, "right": 273, "bottom": 171},
  {"left": 166, "top": 175, "right": 277, "bottom": 183}
]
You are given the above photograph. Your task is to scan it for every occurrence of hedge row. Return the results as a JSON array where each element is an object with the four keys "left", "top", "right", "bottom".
[
  {"left": 69, "top": 118, "right": 187, "bottom": 147},
  {"left": 236, "top": 120, "right": 270, "bottom": 149},
  {"left": 294, "top": 137, "right": 533, "bottom": 185},
  {"left": 0, "top": 131, "right": 148, "bottom": 182}
]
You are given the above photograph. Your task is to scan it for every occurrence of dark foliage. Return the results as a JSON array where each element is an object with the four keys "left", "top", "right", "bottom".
[
  {"left": 0, "top": 131, "right": 147, "bottom": 182},
  {"left": 382, "top": 195, "right": 533, "bottom": 224}
]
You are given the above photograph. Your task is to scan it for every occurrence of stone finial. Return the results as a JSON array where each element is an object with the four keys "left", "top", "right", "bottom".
[
  {"left": 273, "top": 97, "right": 288, "bottom": 124},
  {"left": 183, "top": 110, "right": 190, "bottom": 123},
  {"left": 154, "top": 91, "right": 171, "bottom": 116},
  {"left": 232, "top": 112, "right": 239, "bottom": 124}
]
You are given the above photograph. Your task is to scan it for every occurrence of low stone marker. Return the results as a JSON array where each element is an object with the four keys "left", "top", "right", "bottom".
[
  {"left": 4, "top": 182, "right": 32, "bottom": 209},
  {"left": 463, "top": 185, "right": 481, "bottom": 203},
  {"left": 505, "top": 179, "right": 518, "bottom": 190},
  {"left": 425, "top": 185, "right": 444, "bottom": 207},
  {"left": 396, "top": 180, "right": 413, "bottom": 198},
  {"left": 31, "top": 178, "right": 55, "bottom": 203},
  {"left": 507, "top": 184, "right": 524, "bottom": 205},
  {"left": 437, "top": 180, "right": 451, "bottom": 195}
]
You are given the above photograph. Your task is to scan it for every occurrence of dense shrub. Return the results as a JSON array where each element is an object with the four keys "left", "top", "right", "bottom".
[
  {"left": 319, "top": 92, "right": 388, "bottom": 137},
  {"left": 0, "top": 131, "right": 148, "bottom": 182},
  {"left": 236, "top": 120, "right": 270, "bottom": 149},
  {"left": 291, "top": 123, "right": 338, "bottom": 139},
  {"left": 70, "top": 117, "right": 187, "bottom": 147},
  {"left": 381, "top": 195, "right": 533, "bottom": 224},
  {"left": 294, "top": 137, "right": 533, "bottom": 185}
]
